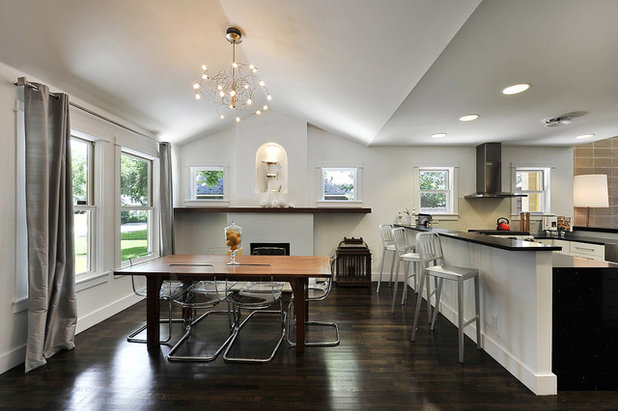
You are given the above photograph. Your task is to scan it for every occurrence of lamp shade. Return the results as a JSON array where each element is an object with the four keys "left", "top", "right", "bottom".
[{"left": 573, "top": 174, "right": 609, "bottom": 208}]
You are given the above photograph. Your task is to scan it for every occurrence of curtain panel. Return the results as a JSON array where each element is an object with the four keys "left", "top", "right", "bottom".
[
  {"left": 159, "top": 142, "right": 175, "bottom": 256},
  {"left": 23, "top": 83, "right": 77, "bottom": 373}
]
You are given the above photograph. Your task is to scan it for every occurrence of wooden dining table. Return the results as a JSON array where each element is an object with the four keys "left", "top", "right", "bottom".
[{"left": 114, "top": 254, "right": 332, "bottom": 353}]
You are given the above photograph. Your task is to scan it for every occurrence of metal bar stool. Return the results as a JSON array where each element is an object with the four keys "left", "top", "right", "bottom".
[
  {"left": 166, "top": 263, "right": 235, "bottom": 362},
  {"left": 390, "top": 227, "right": 421, "bottom": 313},
  {"left": 376, "top": 224, "right": 397, "bottom": 292},
  {"left": 411, "top": 232, "right": 481, "bottom": 363}
]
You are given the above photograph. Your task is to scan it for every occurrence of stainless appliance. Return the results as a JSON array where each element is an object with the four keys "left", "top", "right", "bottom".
[
  {"left": 416, "top": 213, "right": 432, "bottom": 228},
  {"left": 464, "top": 143, "right": 527, "bottom": 199}
]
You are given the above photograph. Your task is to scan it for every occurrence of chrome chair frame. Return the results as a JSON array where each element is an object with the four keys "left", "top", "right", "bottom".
[
  {"left": 223, "top": 277, "right": 287, "bottom": 363},
  {"left": 166, "top": 263, "right": 235, "bottom": 362}
]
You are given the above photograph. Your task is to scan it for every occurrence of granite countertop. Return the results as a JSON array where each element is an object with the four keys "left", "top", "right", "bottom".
[
  {"left": 534, "top": 234, "right": 608, "bottom": 246},
  {"left": 394, "top": 224, "right": 561, "bottom": 252}
]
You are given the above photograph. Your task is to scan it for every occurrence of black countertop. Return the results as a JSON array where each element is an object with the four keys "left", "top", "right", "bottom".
[
  {"left": 534, "top": 234, "right": 607, "bottom": 246},
  {"left": 395, "top": 224, "right": 561, "bottom": 252}
]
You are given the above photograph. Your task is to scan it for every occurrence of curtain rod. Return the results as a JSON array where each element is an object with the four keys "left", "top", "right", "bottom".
[{"left": 14, "top": 77, "right": 159, "bottom": 143}]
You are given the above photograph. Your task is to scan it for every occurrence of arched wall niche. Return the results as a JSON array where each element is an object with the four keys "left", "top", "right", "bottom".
[{"left": 255, "top": 142, "right": 288, "bottom": 196}]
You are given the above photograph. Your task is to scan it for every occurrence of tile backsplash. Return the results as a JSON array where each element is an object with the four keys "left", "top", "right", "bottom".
[{"left": 573, "top": 136, "right": 618, "bottom": 228}]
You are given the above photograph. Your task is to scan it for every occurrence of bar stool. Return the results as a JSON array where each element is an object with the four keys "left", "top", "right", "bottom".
[
  {"left": 390, "top": 227, "right": 420, "bottom": 313},
  {"left": 411, "top": 232, "right": 481, "bottom": 363},
  {"left": 377, "top": 224, "right": 397, "bottom": 293}
]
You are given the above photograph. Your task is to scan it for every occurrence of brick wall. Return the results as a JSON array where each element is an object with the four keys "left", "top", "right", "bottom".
[{"left": 573, "top": 136, "right": 618, "bottom": 227}]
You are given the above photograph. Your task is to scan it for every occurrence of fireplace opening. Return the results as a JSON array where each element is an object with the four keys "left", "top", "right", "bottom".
[{"left": 250, "top": 242, "right": 290, "bottom": 255}]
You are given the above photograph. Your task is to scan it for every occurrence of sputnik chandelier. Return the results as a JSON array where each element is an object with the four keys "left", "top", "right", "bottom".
[{"left": 193, "top": 26, "right": 272, "bottom": 123}]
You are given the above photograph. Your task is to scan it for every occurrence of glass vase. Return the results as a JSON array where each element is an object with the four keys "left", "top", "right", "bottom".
[{"left": 224, "top": 221, "right": 242, "bottom": 265}]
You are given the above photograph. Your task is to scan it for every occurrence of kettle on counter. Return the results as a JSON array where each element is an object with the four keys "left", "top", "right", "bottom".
[{"left": 497, "top": 217, "right": 510, "bottom": 231}]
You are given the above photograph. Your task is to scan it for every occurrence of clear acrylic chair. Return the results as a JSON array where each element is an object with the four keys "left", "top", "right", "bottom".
[
  {"left": 222, "top": 274, "right": 286, "bottom": 363},
  {"left": 411, "top": 232, "right": 481, "bottom": 363},
  {"left": 287, "top": 252, "right": 339, "bottom": 347},
  {"left": 390, "top": 227, "right": 421, "bottom": 313},
  {"left": 126, "top": 259, "right": 184, "bottom": 344},
  {"left": 376, "top": 224, "right": 397, "bottom": 293},
  {"left": 166, "top": 263, "right": 235, "bottom": 362}
]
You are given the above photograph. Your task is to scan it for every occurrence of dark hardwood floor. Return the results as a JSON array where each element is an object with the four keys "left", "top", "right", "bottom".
[{"left": 1, "top": 284, "right": 617, "bottom": 410}]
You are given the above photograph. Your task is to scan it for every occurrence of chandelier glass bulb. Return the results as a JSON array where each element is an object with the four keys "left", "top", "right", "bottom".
[{"left": 193, "top": 26, "right": 271, "bottom": 121}]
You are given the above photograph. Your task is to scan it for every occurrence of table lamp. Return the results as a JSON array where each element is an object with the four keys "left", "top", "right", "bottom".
[{"left": 573, "top": 174, "right": 609, "bottom": 227}]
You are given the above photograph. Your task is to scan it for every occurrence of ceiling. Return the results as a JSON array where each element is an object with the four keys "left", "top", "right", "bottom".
[{"left": 0, "top": 0, "right": 616, "bottom": 146}]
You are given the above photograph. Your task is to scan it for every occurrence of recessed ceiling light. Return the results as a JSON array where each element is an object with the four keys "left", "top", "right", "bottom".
[
  {"left": 502, "top": 83, "right": 531, "bottom": 95},
  {"left": 431, "top": 133, "right": 447, "bottom": 139},
  {"left": 576, "top": 133, "right": 595, "bottom": 140},
  {"left": 459, "top": 114, "right": 479, "bottom": 122}
]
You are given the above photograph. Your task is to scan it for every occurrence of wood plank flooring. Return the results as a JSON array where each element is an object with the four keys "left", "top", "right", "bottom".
[{"left": 1, "top": 284, "right": 617, "bottom": 410}]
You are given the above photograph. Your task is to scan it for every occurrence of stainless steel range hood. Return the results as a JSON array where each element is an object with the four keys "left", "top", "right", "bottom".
[{"left": 464, "top": 143, "right": 526, "bottom": 199}]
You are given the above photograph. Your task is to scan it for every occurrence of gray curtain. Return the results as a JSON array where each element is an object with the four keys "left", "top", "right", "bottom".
[
  {"left": 159, "top": 142, "right": 175, "bottom": 256},
  {"left": 23, "top": 83, "right": 77, "bottom": 373}
]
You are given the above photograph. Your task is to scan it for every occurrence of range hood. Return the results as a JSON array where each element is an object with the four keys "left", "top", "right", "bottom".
[{"left": 464, "top": 143, "right": 526, "bottom": 199}]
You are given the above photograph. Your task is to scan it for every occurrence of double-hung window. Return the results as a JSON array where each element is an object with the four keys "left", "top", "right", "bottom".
[
  {"left": 512, "top": 167, "right": 550, "bottom": 214},
  {"left": 71, "top": 136, "right": 95, "bottom": 275},
  {"left": 321, "top": 167, "right": 358, "bottom": 201},
  {"left": 415, "top": 167, "right": 456, "bottom": 215},
  {"left": 120, "top": 152, "right": 154, "bottom": 263}
]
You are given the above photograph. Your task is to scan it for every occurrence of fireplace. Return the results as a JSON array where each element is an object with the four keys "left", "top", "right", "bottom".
[{"left": 250, "top": 242, "right": 290, "bottom": 255}]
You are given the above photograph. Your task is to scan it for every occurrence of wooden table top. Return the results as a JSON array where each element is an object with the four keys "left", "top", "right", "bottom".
[{"left": 114, "top": 254, "right": 332, "bottom": 279}]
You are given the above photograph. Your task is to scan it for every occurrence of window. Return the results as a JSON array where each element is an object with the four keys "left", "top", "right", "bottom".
[
  {"left": 120, "top": 152, "right": 153, "bottom": 263},
  {"left": 71, "top": 136, "right": 95, "bottom": 275},
  {"left": 322, "top": 167, "right": 357, "bottom": 201},
  {"left": 513, "top": 167, "right": 550, "bottom": 214},
  {"left": 416, "top": 167, "right": 456, "bottom": 214},
  {"left": 191, "top": 166, "right": 225, "bottom": 200}
]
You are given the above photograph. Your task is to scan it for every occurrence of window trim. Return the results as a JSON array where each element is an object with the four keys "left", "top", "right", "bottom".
[
  {"left": 190, "top": 165, "right": 226, "bottom": 201},
  {"left": 315, "top": 162, "right": 364, "bottom": 206},
  {"left": 412, "top": 166, "right": 459, "bottom": 220},
  {"left": 511, "top": 166, "right": 551, "bottom": 216}
]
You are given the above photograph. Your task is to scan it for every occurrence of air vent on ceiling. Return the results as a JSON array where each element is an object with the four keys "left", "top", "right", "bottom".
[{"left": 543, "top": 116, "right": 572, "bottom": 127}]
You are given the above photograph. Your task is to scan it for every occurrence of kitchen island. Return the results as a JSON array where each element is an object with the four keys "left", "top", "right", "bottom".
[{"left": 395, "top": 224, "right": 617, "bottom": 395}]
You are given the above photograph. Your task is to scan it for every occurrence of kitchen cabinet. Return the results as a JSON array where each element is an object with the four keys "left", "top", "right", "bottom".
[{"left": 536, "top": 238, "right": 605, "bottom": 261}]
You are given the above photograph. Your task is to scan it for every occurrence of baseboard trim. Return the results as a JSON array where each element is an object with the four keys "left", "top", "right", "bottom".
[
  {"left": 0, "top": 344, "right": 26, "bottom": 375},
  {"left": 433, "top": 299, "right": 556, "bottom": 395},
  {"left": 76, "top": 294, "right": 143, "bottom": 334}
]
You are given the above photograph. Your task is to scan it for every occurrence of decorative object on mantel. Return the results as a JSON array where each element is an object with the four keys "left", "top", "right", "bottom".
[
  {"left": 574, "top": 174, "right": 609, "bottom": 227},
  {"left": 192, "top": 26, "right": 272, "bottom": 123},
  {"left": 224, "top": 221, "right": 242, "bottom": 265},
  {"left": 255, "top": 142, "right": 288, "bottom": 207}
]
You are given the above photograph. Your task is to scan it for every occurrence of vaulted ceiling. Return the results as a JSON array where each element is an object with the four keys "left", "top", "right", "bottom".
[{"left": 0, "top": 0, "right": 617, "bottom": 146}]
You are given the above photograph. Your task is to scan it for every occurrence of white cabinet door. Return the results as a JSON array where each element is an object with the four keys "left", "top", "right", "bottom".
[{"left": 569, "top": 242, "right": 605, "bottom": 261}]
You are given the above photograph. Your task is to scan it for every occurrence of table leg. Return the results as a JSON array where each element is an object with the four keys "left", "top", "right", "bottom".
[
  {"left": 292, "top": 278, "right": 308, "bottom": 353},
  {"left": 146, "top": 276, "right": 163, "bottom": 351}
]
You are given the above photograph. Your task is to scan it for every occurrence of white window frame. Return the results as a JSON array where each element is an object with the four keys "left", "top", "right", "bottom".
[
  {"left": 188, "top": 165, "right": 229, "bottom": 202},
  {"left": 315, "top": 162, "right": 364, "bottom": 206},
  {"left": 119, "top": 150, "right": 158, "bottom": 267},
  {"left": 511, "top": 166, "right": 551, "bottom": 215},
  {"left": 412, "top": 166, "right": 459, "bottom": 220},
  {"left": 71, "top": 135, "right": 97, "bottom": 279}
]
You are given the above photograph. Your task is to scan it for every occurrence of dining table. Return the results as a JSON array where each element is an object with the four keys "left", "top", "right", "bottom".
[{"left": 114, "top": 254, "right": 332, "bottom": 353}]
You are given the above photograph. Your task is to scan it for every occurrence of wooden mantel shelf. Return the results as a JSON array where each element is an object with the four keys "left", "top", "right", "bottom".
[{"left": 174, "top": 206, "right": 371, "bottom": 214}]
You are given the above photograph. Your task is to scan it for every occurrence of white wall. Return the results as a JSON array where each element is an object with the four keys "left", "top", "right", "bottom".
[
  {"left": 0, "top": 60, "right": 159, "bottom": 375},
  {"left": 175, "top": 116, "right": 574, "bottom": 277}
]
